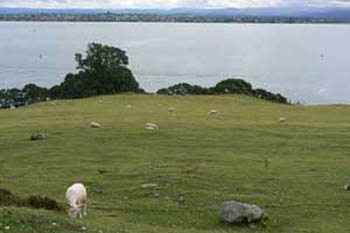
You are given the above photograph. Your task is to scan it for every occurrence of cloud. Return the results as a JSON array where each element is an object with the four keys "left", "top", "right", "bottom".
[{"left": 0, "top": 0, "right": 349, "bottom": 8}]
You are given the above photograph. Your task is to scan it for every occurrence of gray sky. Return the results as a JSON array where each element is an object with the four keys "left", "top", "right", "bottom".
[{"left": 0, "top": 0, "right": 349, "bottom": 8}]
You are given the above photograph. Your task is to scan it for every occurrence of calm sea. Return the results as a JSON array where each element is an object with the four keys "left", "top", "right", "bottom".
[{"left": 0, "top": 22, "right": 349, "bottom": 104}]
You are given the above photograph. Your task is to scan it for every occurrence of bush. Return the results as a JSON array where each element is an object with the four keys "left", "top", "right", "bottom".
[
  {"left": 213, "top": 78, "right": 254, "bottom": 95},
  {"left": 0, "top": 189, "right": 24, "bottom": 206},
  {"left": 156, "top": 78, "right": 289, "bottom": 104},
  {"left": 0, "top": 188, "right": 62, "bottom": 211},
  {"left": 27, "top": 196, "right": 62, "bottom": 211}
]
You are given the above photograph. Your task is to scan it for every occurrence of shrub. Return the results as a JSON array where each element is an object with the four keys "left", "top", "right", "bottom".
[{"left": 26, "top": 196, "right": 62, "bottom": 211}]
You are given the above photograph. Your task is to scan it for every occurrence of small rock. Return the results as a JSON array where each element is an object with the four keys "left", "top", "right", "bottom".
[
  {"left": 344, "top": 183, "right": 350, "bottom": 190},
  {"left": 90, "top": 122, "right": 102, "bottom": 128},
  {"left": 81, "top": 226, "right": 87, "bottom": 231},
  {"left": 220, "top": 201, "right": 264, "bottom": 224},
  {"left": 52, "top": 222, "right": 57, "bottom": 226},
  {"left": 30, "top": 132, "right": 46, "bottom": 141},
  {"left": 98, "top": 169, "right": 108, "bottom": 174},
  {"left": 154, "top": 192, "right": 160, "bottom": 198},
  {"left": 168, "top": 107, "right": 176, "bottom": 112},
  {"left": 4, "top": 226, "right": 10, "bottom": 230},
  {"left": 177, "top": 193, "right": 185, "bottom": 205},
  {"left": 141, "top": 183, "right": 158, "bottom": 189}
]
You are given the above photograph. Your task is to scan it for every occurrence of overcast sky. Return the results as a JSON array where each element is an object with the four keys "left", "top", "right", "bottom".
[{"left": 0, "top": 0, "right": 349, "bottom": 8}]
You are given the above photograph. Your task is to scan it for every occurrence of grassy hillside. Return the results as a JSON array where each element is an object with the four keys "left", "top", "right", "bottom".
[{"left": 0, "top": 94, "right": 349, "bottom": 233}]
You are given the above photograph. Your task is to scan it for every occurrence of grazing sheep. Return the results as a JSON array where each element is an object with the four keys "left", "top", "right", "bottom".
[
  {"left": 146, "top": 123, "right": 159, "bottom": 131},
  {"left": 279, "top": 117, "right": 287, "bottom": 123},
  {"left": 208, "top": 110, "right": 218, "bottom": 117},
  {"left": 65, "top": 183, "right": 87, "bottom": 218},
  {"left": 126, "top": 104, "right": 132, "bottom": 109},
  {"left": 168, "top": 107, "right": 176, "bottom": 112},
  {"left": 90, "top": 122, "right": 102, "bottom": 128}
]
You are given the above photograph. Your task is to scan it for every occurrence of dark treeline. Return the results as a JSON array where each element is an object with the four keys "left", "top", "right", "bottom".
[
  {"left": 0, "top": 43, "right": 288, "bottom": 109},
  {"left": 157, "top": 79, "right": 288, "bottom": 104}
]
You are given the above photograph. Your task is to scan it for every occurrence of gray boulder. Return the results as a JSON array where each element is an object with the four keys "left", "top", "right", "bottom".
[
  {"left": 220, "top": 201, "right": 264, "bottom": 224},
  {"left": 30, "top": 132, "right": 46, "bottom": 141}
]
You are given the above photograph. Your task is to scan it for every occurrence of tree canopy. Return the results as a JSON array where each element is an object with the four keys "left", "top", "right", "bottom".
[{"left": 47, "top": 43, "right": 141, "bottom": 99}]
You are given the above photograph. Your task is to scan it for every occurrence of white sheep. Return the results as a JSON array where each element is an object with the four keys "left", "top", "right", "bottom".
[
  {"left": 279, "top": 117, "right": 287, "bottom": 123},
  {"left": 65, "top": 183, "right": 87, "bottom": 218},
  {"left": 208, "top": 109, "right": 218, "bottom": 117},
  {"left": 90, "top": 122, "right": 102, "bottom": 128},
  {"left": 146, "top": 122, "right": 159, "bottom": 131},
  {"left": 168, "top": 107, "right": 176, "bottom": 112}
]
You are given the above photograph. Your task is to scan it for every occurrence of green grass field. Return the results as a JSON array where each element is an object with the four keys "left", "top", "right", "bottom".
[{"left": 0, "top": 94, "right": 349, "bottom": 233}]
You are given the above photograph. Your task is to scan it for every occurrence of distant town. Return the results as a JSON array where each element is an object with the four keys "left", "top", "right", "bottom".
[
  {"left": 1, "top": 13, "right": 349, "bottom": 23},
  {"left": 0, "top": 7, "right": 350, "bottom": 23}
]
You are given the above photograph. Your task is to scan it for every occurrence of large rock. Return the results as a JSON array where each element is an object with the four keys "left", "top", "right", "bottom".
[
  {"left": 30, "top": 132, "right": 46, "bottom": 141},
  {"left": 220, "top": 201, "right": 264, "bottom": 224}
]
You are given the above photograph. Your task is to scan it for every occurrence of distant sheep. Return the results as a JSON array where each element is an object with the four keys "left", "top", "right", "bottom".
[
  {"left": 168, "top": 107, "right": 176, "bottom": 112},
  {"left": 126, "top": 105, "right": 132, "bottom": 109},
  {"left": 279, "top": 117, "right": 287, "bottom": 123},
  {"left": 65, "top": 183, "right": 87, "bottom": 218},
  {"left": 90, "top": 122, "right": 102, "bottom": 128},
  {"left": 146, "top": 122, "right": 159, "bottom": 131},
  {"left": 208, "top": 110, "right": 218, "bottom": 117}
]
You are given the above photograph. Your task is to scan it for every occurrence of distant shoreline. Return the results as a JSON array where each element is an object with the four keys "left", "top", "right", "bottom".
[{"left": 1, "top": 14, "right": 350, "bottom": 24}]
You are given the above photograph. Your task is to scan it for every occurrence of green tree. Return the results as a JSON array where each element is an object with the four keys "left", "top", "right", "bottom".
[
  {"left": 75, "top": 43, "right": 129, "bottom": 74},
  {"left": 49, "top": 43, "right": 141, "bottom": 99}
]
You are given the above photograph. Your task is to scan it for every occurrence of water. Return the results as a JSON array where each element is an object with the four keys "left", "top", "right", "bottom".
[{"left": 0, "top": 22, "right": 349, "bottom": 104}]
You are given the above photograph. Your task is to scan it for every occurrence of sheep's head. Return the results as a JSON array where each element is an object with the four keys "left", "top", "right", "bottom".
[{"left": 68, "top": 206, "right": 79, "bottom": 218}]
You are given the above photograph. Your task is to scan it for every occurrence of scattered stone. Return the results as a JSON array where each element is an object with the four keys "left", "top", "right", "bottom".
[
  {"left": 90, "top": 122, "right": 102, "bottom": 128},
  {"left": 30, "top": 132, "right": 46, "bottom": 141},
  {"left": 154, "top": 192, "right": 160, "bottom": 198},
  {"left": 220, "top": 201, "right": 264, "bottom": 224},
  {"left": 81, "top": 226, "right": 87, "bottom": 231},
  {"left": 52, "top": 222, "right": 57, "bottom": 226},
  {"left": 344, "top": 183, "right": 350, "bottom": 190},
  {"left": 177, "top": 193, "right": 185, "bottom": 205},
  {"left": 263, "top": 159, "right": 270, "bottom": 168},
  {"left": 98, "top": 169, "right": 108, "bottom": 175},
  {"left": 4, "top": 226, "right": 10, "bottom": 230},
  {"left": 141, "top": 183, "right": 158, "bottom": 189}
]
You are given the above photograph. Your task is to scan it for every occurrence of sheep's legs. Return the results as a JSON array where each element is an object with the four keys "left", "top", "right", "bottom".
[{"left": 83, "top": 201, "right": 87, "bottom": 216}]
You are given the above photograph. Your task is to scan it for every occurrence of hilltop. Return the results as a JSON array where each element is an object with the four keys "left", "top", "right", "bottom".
[{"left": 0, "top": 94, "right": 350, "bottom": 232}]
